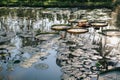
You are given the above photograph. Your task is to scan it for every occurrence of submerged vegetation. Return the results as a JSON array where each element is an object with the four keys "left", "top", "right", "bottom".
[{"left": 0, "top": 0, "right": 113, "bottom": 8}]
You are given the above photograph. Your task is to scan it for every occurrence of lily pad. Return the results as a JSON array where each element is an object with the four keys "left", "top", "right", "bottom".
[
  {"left": 68, "top": 19, "right": 77, "bottom": 23},
  {"left": 67, "top": 28, "right": 88, "bottom": 34},
  {"left": 51, "top": 24, "right": 71, "bottom": 31},
  {"left": 0, "top": 48, "right": 9, "bottom": 56},
  {"left": 75, "top": 19, "right": 88, "bottom": 23},
  {"left": 91, "top": 22, "right": 108, "bottom": 27},
  {"left": 34, "top": 63, "right": 49, "bottom": 70},
  {"left": 102, "top": 29, "right": 120, "bottom": 36},
  {"left": 99, "top": 67, "right": 120, "bottom": 80},
  {"left": 0, "top": 31, "right": 6, "bottom": 36},
  {"left": 13, "top": 60, "right": 21, "bottom": 64},
  {"left": 68, "top": 19, "right": 88, "bottom": 23}
]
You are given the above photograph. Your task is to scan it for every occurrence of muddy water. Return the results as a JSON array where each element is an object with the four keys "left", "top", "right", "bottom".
[{"left": 0, "top": 7, "right": 120, "bottom": 80}]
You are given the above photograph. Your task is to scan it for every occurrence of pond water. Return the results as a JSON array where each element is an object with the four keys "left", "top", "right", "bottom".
[{"left": 0, "top": 7, "right": 120, "bottom": 80}]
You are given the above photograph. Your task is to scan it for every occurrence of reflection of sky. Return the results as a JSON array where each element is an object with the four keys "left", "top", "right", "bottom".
[
  {"left": 8, "top": 49, "right": 62, "bottom": 80},
  {"left": 6, "top": 34, "right": 62, "bottom": 80},
  {"left": 10, "top": 36, "right": 22, "bottom": 49},
  {"left": 109, "top": 37, "right": 120, "bottom": 45},
  {"left": 32, "top": 49, "right": 62, "bottom": 80}
]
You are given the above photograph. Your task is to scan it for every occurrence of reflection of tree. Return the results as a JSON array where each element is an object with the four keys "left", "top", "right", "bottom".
[
  {"left": 0, "top": 0, "right": 112, "bottom": 7},
  {"left": 95, "top": 36, "right": 114, "bottom": 71},
  {"left": 19, "top": 0, "right": 24, "bottom": 7},
  {"left": 116, "top": 6, "right": 120, "bottom": 29},
  {"left": 6, "top": 0, "right": 9, "bottom": 7},
  {"left": 28, "top": 0, "right": 32, "bottom": 6}
]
